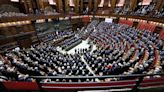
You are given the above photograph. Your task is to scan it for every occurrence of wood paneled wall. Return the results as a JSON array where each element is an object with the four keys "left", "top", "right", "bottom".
[
  {"left": 94, "top": 0, "right": 98, "bottom": 11},
  {"left": 0, "top": 24, "right": 34, "bottom": 36},
  {"left": 88, "top": 0, "right": 92, "bottom": 12},
  {"left": 80, "top": 0, "right": 83, "bottom": 13},
  {"left": 75, "top": 0, "right": 80, "bottom": 13},
  {"left": 64, "top": 0, "right": 69, "bottom": 12},
  {"left": 111, "top": 0, "right": 117, "bottom": 11},
  {"left": 0, "top": 0, "right": 11, "bottom": 5},
  {"left": 56, "top": 0, "right": 64, "bottom": 13},
  {"left": 124, "top": 0, "right": 130, "bottom": 8},
  {"left": 129, "top": 0, "right": 137, "bottom": 11}
]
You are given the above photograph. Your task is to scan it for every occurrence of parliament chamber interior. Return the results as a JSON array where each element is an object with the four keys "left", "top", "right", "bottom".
[{"left": 0, "top": 0, "right": 164, "bottom": 92}]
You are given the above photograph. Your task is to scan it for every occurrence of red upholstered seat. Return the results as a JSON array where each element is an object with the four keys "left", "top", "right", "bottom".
[
  {"left": 82, "top": 15, "right": 90, "bottom": 25},
  {"left": 137, "top": 22, "right": 156, "bottom": 32},
  {"left": 159, "top": 28, "right": 164, "bottom": 39},
  {"left": 2, "top": 81, "right": 39, "bottom": 90},
  {"left": 119, "top": 19, "right": 133, "bottom": 27}
]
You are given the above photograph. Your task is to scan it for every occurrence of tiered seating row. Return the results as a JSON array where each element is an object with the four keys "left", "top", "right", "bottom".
[
  {"left": 87, "top": 22, "right": 163, "bottom": 81},
  {"left": 59, "top": 36, "right": 82, "bottom": 51},
  {"left": 159, "top": 28, "right": 164, "bottom": 39},
  {"left": 119, "top": 19, "right": 133, "bottom": 27},
  {"left": 137, "top": 22, "right": 156, "bottom": 32}
]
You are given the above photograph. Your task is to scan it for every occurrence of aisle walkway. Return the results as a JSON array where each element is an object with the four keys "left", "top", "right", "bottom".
[
  {"left": 81, "top": 55, "right": 100, "bottom": 82},
  {"left": 90, "top": 45, "right": 97, "bottom": 54}
]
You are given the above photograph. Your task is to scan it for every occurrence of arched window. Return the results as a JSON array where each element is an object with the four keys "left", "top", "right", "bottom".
[
  {"left": 98, "top": 0, "right": 104, "bottom": 7},
  {"left": 142, "top": 0, "right": 152, "bottom": 5},
  {"left": 48, "top": 0, "right": 56, "bottom": 5},
  {"left": 69, "top": 0, "right": 75, "bottom": 7},
  {"left": 10, "top": 0, "right": 19, "bottom": 2},
  {"left": 108, "top": 0, "right": 111, "bottom": 7},
  {"left": 116, "top": 0, "right": 125, "bottom": 7},
  {"left": 138, "top": 0, "right": 152, "bottom": 5}
]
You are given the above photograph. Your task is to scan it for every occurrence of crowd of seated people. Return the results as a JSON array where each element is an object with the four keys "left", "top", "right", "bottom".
[
  {"left": 114, "top": 7, "right": 129, "bottom": 15},
  {"left": 0, "top": 21, "right": 163, "bottom": 83},
  {"left": 0, "top": 8, "right": 59, "bottom": 18},
  {"left": 59, "top": 36, "right": 82, "bottom": 51},
  {"left": 44, "top": 9, "right": 60, "bottom": 15},
  {"left": 0, "top": 12, "right": 27, "bottom": 18},
  {"left": 153, "top": 7, "right": 164, "bottom": 18},
  {"left": 113, "top": 4, "right": 163, "bottom": 18},
  {"left": 79, "top": 20, "right": 99, "bottom": 39},
  {"left": 41, "top": 30, "right": 74, "bottom": 42},
  {"left": 114, "top": 7, "right": 121, "bottom": 14},
  {"left": 0, "top": 43, "right": 94, "bottom": 82},
  {"left": 131, "top": 4, "right": 155, "bottom": 16},
  {"left": 85, "top": 22, "right": 163, "bottom": 81},
  {"left": 58, "top": 20, "right": 72, "bottom": 30}
]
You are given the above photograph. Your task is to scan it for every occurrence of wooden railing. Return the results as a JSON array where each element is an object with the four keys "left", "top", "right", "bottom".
[{"left": 0, "top": 73, "right": 164, "bottom": 91}]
